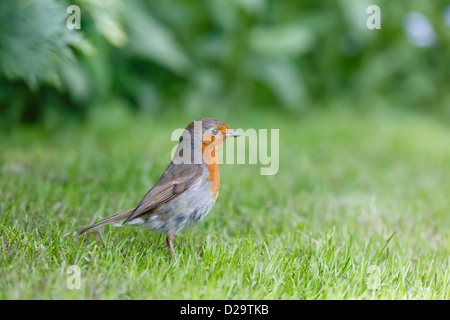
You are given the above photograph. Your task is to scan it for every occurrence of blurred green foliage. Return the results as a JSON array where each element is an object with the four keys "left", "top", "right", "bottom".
[{"left": 0, "top": 0, "right": 449, "bottom": 127}]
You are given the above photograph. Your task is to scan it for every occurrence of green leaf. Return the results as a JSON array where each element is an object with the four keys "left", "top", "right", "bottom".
[{"left": 126, "top": 1, "right": 192, "bottom": 76}]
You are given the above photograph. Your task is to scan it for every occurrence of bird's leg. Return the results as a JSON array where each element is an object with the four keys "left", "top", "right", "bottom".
[{"left": 166, "top": 229, "right": 177, "bottom": 261}]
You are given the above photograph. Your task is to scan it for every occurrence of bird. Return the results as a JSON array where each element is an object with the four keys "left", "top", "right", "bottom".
[{"left": 78, "top": 117, "right": 240, "bottom": 259}]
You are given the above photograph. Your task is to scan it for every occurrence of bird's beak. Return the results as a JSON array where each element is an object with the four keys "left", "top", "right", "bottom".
[{"left": 225, "top": 131, "right": 241, "bottom": 138}]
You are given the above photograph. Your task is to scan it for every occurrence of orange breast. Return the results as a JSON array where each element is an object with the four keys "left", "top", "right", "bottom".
[
  {"left": 205, "top": 162, "right": 220, "bottom": 198},
  {"left": 202, "top": 144, "right": 220, "bottom": 198},
  {"left": 202, "top": 129, "right": 227, "bottom": 199}
]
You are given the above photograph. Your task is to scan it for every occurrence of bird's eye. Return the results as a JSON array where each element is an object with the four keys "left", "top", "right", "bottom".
[{"left": 211, "top": 128, "right": 220, "bottom": 136}]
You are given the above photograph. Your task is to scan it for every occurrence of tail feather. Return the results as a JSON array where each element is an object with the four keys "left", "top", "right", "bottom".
[{"left": 78, "top": 208, "right": 135, "bottom": 235}]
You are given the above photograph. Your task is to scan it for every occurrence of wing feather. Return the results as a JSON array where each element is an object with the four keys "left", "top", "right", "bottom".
[{"left": 123, "top": 163, "right": 203, "bottom": 223}]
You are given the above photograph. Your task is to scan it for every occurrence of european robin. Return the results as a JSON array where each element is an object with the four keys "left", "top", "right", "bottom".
[{"left": 79, "top": 118, "right": 240, "bottom": 259}]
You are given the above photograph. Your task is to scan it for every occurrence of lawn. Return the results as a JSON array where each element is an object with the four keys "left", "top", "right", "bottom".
[{"left": 1, "top": 107, "right": 450, "bottom": 299}]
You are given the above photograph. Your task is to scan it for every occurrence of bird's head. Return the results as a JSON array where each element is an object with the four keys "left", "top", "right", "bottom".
[{"left": 175, "top": 118, "right": 240, "bottom": 165}]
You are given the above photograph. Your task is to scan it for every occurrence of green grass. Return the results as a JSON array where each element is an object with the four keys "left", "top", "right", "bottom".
[{"left": 1, "top": 107, "right": 450, "bottom": 299}]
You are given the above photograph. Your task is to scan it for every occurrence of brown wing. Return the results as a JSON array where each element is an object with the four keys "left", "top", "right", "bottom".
[{"left": 123, "top": 162, "right": 203, "bottom": 223}]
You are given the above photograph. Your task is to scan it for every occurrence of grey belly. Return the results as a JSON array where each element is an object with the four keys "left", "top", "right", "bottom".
[{"left": 126, "top": 180, "right": 217, "bottom": 234}]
